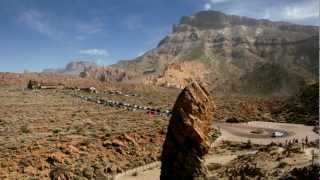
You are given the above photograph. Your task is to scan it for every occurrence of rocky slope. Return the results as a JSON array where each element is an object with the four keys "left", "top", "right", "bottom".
[
  {"left": 272, "top": 82, "right": 319, "bottom": 125},
  {"left": 79, "top": 65, "right": 136, "bottom": 82},
  {"left": 43, "top": 61, "right": 97, "bottom": 75},
  {"left": 113, "top": 11, "right": 319, "bottom": 95}
]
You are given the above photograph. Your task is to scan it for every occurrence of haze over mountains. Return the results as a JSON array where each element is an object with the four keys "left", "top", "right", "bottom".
[{"left": 44, "top": 11, "right": 319, "bottom": 95}]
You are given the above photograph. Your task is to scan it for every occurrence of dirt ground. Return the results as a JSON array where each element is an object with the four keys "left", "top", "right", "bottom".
[
  {"left": 0, "top": 86, "right": 168, "bottom": 179},
  {"left": 0, "top": 75, "right": 317, "bottom": 179}
]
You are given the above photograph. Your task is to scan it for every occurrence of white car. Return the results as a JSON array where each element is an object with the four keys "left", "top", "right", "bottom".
[{"left": 272, "top": 131, "right": 284, "bottom": 137}]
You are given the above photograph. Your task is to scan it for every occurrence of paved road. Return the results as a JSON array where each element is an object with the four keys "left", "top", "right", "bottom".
[{"left": 214, "top": 121, "right": 318, "bottom": 145}]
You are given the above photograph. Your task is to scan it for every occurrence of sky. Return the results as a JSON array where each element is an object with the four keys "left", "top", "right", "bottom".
[{"left": 0, "top": 0, "right": 318, "bottom": 72}]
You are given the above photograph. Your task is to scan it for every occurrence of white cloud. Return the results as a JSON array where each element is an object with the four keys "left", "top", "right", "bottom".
[
  {"left": 201, "top": 0, "right": 318, "bottom": 25},
  {"left": 17, "top": 9, "right": 58, "bottom": 38},
  {"left": 209, "top": 0, "right": 234, "bottom": 4},
  {"left": 80, "top": 49, "right": 109, "bottom": 56},
  {"left": 204, "top": 3, "right": 212, "bottom": 10},
  {"left": 283, "top": 2, "right": 318, "bottom": 20},
  {"left": 17, "top": 9, "right": 105, "bottom": 40}
]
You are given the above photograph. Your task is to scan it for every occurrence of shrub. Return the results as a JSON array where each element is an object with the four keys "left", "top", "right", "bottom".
[
  {"left": 278, "top": 162, "right": 288, "bottom": 168},
  {"left": 20, "top": 125, "right": 30, "bottom": 133}
]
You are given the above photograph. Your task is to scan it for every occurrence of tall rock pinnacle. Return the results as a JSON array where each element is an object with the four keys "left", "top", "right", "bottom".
[{"left": 160, "top": 81, "right": 215, "bottom": 180}]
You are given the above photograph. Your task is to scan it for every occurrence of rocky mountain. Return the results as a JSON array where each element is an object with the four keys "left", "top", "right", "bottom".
[
  {"left": 113, "top": 11, "right": 319, "bottom": 95},
  {"left": 78, "top": 65, "right": 135, "bottom": 82},
  {"left": 43, "top": 61, "right": 97, "bottom": 75},
  {"left": 42, "top": 60, "right": 137, "bottom": 83}
]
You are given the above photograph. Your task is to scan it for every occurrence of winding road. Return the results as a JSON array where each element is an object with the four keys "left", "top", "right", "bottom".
[{"left": 213, "top": 121, "right": 318, "bottom": 145}]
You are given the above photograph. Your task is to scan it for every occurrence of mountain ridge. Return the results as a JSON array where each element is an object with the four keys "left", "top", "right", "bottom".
[{"left": 111, "top": 10, "right": 318, "bottom": 95}]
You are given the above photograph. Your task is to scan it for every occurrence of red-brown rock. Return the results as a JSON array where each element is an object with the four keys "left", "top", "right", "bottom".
[{"left": 160, "top": 81, "right": 215, "bottom": 180}]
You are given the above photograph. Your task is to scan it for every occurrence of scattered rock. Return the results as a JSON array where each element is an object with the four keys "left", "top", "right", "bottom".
[
  {"left": 124, "top": 134, "right": 139, "bottom": 147},
  {"left": 160, "top": 81, "right": 215, "bottom": 180},
  {"left": 112, "top": 139, "right": 126, "bottom": 147},
  {"left": 49, "top": 167, "right": 73, "bottom": 180},
  {"left": 103, "top": 139, "right": 125, "bottom": 148},
  {"left": 207, "top": 163, "right": 222, "bottom": 171},
  {"left": 47, "top": 152, "right": 65, "bottom": 164},
  {"left": 106, "top": 165, "right": 118, "bottom": 174},
  {"left": 82, "top": 166, "right": 94, "bottom": 179},
  {"left": 58, "top": 144, "right": 80, "bottom": 154},
  {"left": 23, "top": 166, "right": 37, "bottom": 175}
]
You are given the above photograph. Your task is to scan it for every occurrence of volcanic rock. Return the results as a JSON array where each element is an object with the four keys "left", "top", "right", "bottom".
[
  {"left": 160, "top": 81, "right": 215, "bottom": 180},
  {"left": 49, "top": 167, "right": 73, "bottom": 180}
]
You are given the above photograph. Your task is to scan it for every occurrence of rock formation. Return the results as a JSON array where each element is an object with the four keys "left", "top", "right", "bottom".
[
  {"left": 143, "top": 61, "right": 207, "bottom": 89},
  {"left": 113, "top": 10, "right": 318, "bottom": 95},
  {"left": 160, "top": 81, "right": 215, "bottom": 180}
]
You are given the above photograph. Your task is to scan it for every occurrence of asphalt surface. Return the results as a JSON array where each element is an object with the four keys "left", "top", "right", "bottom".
[{"left": 213, "top": 121, "right": 318, "bottom": 145}]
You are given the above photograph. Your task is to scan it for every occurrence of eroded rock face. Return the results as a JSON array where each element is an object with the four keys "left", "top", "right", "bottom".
[
  {"left": 160, "top": 81, "right": 215, "bottom": 180},
  {"left": 113, "top": 10, "right": 318, "bottom": 95}
]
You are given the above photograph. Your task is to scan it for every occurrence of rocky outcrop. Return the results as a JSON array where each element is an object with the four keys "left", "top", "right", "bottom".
[
  {"left": 143, "top": 61, "right": 207, "bottom": 89},
  {"left": 80, "top": 65, "right": 136, "bottom": 82},
  {"left": 160, "top": 81, "right": 215, "bottom": 180}
]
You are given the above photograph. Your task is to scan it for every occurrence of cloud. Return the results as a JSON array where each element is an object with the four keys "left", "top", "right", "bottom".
[
  {"left": 204, "top": 3, "right": 212, "bottom": 10},
  {"left": 17, "top": 8, "right": 105, "bottom": 41},
  {"left": 80, "top": 49, "right": 109, "bottom": 56},
  {"left": 282, "top": 1, "right": 318, "bottom": 20},
  {"left": 209, "top": 0, "right": 234, "bottom": 4},
  {"left": 200, "top": 0, "right": 318, "bottom": 25},
  {"left": 17, "top": 9, "right": 59, "bottom": 38}
]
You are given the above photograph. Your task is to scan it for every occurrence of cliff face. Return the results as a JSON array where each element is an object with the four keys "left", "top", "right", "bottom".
[{"left": 113, "top": 11, "right": 319, "bottom": 95}]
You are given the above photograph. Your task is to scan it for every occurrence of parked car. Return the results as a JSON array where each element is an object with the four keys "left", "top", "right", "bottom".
[{"left": 272, "top": 131, "right": 284, "bottom": 137}]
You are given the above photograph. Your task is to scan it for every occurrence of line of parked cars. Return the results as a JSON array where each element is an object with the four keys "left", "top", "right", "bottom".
[{"left": 71, "top": 93, "right": 172, "bottom": 117}]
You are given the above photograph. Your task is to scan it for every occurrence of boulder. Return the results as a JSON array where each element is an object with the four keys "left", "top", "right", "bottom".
[
  {"left": 49, "top": 167, "right": 73, "bottom": 180},
  {"left": 160, "top": 81, "right": 215, "bottom": 180}
]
